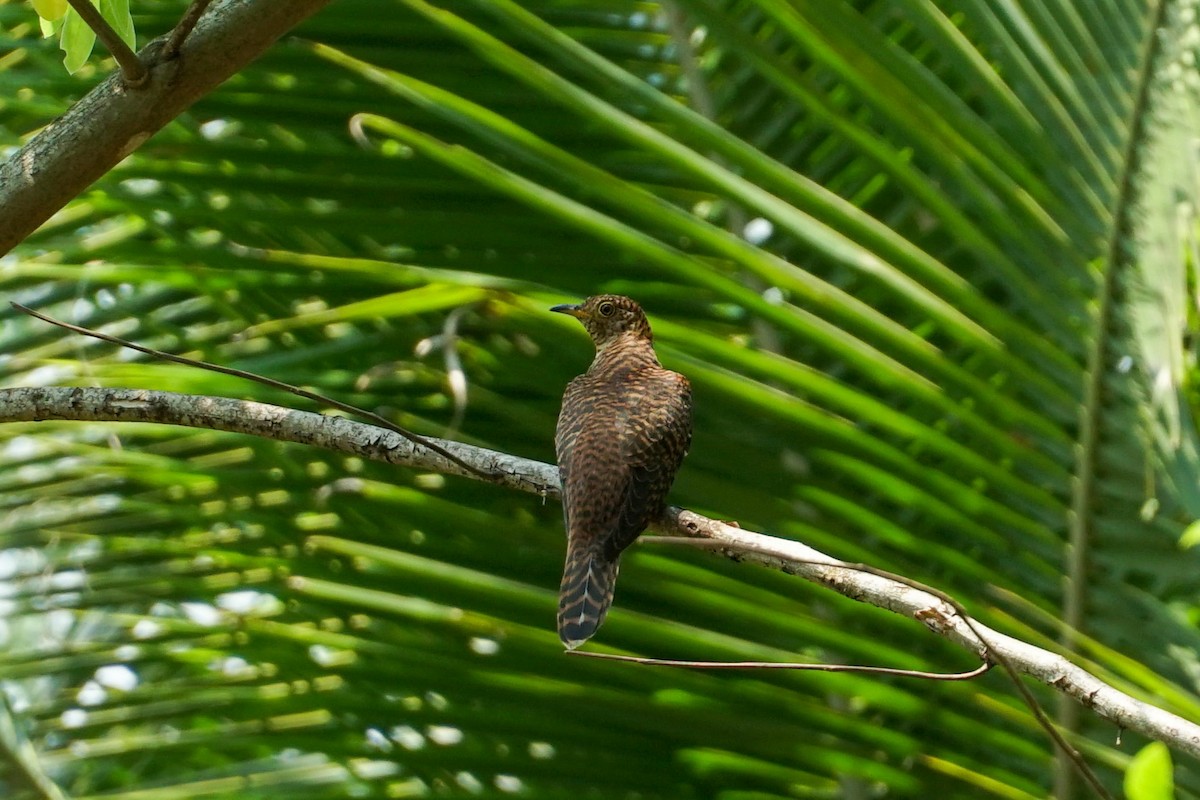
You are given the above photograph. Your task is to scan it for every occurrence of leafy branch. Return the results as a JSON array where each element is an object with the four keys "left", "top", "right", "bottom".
[{"left": 0, "top": 0, "right": 333, "bottom": 255}]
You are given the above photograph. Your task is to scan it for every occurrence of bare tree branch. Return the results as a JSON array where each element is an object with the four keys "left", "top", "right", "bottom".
[
  {"left": 10, "top": 301, "right": 498, "bottom": 480},
  {"left": 663, "top": 508, "right": 1200, "bottom": 760},
  {"left": 0, "top": 387, "right": 554, "bottom": 496},
  {"left": 0, "top": 0, "right": 332, "bottom": 256},
  {"left": 0, "top": 385, "right": 1197, "bottom": 761}
]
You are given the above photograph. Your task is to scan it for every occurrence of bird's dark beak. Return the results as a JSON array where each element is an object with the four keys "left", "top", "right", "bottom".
[{"left": 551, "top": 303, "right": 587, "bottom": 319}]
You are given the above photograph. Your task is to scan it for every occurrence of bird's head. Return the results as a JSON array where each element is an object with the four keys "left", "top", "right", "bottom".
[{"left": 551, "top": 294, "right": 652, "bottom": 348}]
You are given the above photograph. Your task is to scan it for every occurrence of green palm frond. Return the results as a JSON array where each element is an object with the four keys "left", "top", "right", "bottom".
[{"left": 2, "top": 0, "right": 1198, "bottom": 797}]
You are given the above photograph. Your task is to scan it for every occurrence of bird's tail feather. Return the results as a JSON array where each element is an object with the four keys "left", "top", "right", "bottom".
[{"left": 557, "top": 544, "right": 620, "bottom": 649}]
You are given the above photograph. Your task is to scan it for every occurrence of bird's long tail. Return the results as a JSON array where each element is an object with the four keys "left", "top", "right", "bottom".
[{"left": 557, "top": 543, "right": 620, "bottom": 649}]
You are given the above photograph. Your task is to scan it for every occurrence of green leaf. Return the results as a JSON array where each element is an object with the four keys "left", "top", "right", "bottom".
[
  {"left": 38, "top": 14, "right": 60, "bottom": 37},
  {"left": 1125, "top": 742, "right": 1174, "bottom": 800},
  {"left": 99, "top": 0, "right": 134, "bottom": 52},
  {"left": 30, "top": 0, "right": 68, "bottom": 22},
  {"left": 58, "top": 5, "right": 96, "bottom": 74}
]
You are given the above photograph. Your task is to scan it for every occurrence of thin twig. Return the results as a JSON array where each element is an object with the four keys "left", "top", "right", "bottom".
[
  {"left": 645, "top": 535, "right": 1114, "bottom": 800},
  {"left": 163, "top": 0, "right": 216, "bottom": 59},
  {"left": 568, "top": 650, "right": 992, "bottom": 679},
  {"left": 63, "top": 0, "right": 147, "bottom": 86},
  {"left": 10, "top": 302, "right": 499, "bottom": 482}
]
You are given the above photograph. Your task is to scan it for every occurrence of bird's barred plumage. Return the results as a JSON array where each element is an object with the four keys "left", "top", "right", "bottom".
[{"left": 552, "top": 295, "right": 692, "bottom": 648}]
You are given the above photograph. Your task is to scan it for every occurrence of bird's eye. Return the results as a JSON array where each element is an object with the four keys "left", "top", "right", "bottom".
[{"left": 597, "top": 301, "right": 616, "bottom": 317}]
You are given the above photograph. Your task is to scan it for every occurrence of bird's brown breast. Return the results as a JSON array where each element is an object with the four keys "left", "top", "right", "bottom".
[{"left": 555, "top": 341, "right": 692, "bottom": 556}]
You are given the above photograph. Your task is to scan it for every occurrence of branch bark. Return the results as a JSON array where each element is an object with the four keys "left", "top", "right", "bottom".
[
  {"left": 1, "top": 385, "right": 1198, "bottom": 760},
  {"left": 0, "top": 0, "right": 332, "bottom": 256}
]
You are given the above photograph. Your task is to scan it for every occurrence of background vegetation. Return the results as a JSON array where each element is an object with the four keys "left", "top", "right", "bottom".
[{"left": 1, "top": 0, "right": 1199, "bottom": 797}]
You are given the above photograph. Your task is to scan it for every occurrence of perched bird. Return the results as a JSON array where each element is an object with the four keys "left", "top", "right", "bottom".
[{"left": 551, "top": 294, "right": 692, "bottom": 649}]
